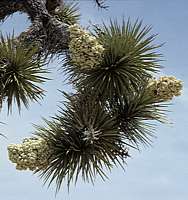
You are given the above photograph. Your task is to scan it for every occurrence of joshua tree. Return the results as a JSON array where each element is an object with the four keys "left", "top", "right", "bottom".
[{"left": 0, "top": 0, "right": 183, "bottom": 193}]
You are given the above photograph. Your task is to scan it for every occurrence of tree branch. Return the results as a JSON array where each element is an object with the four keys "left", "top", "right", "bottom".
[
  {"left": 0, "top": 0, "right": 24, "bottom": 21},
  {"left": 1, "top": 0, "right": 69, "bottom": 55},
  {"left": 0, "top": 0, "right": 107, "bottom": 56},
  {"left": 94, "top": 0, "right": 108, "bottom": 9},
  {"left": 22, "top": 0, "right": 69, "bottom": 54}
]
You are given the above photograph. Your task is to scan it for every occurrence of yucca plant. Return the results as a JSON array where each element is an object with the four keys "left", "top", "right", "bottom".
[
  {"left": 3, "top": 0, "right": 183, "bottom": 195},
  {"left": 0, "top": 34, "right": 48, "bottom": 112},
  {"left": 34, "top": 92, "right": 129, "bottom": 192}
]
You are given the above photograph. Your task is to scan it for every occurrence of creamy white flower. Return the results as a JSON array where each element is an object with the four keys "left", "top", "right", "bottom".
[
  {"left": 8, "top": 137, "right": 51, "bottom": 171},
  {"left": 148, "top": 76, "right": 183, "bottom": 101},
  {"left": 68, "top": 24, "right": 104, "bottom": 69}
]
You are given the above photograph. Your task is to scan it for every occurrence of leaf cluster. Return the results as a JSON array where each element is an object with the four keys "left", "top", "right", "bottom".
[
  {"left": 0, "top": 34, "right": 48, "bottom": 112},
  {"left": 64, "top": 20, "right": 162, "bottom": 101},
  {"left": 35, "top": 92, "right": 129, "bottom": 191},
  {"left": 54, "top": 2, "right": 80, "bottom": 25},
  {"left": 107, "top": 83, "right": 168, "bottom": 146}
]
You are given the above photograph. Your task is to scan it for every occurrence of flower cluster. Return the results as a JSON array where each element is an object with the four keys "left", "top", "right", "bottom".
[
  {"left": 68, "top": 24, "right": 104, "bottom": 69},
  {"left": 8, "top": 137, "right": 51, "bottom": 171},
  {"left": 148, "top": 76, "right": 183, "bottom": 101}
]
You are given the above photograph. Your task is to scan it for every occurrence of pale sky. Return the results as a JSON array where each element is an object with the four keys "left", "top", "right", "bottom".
[{"left": 0, "top": 0, "right": 188, "bottom": 200}]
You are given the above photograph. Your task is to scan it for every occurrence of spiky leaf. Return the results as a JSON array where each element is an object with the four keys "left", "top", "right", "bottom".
[
  {"left": 108, "top": 83, "right": 168, "bottom": 146},
  {"left": 54, "top": 2, "right": 80, "bottom": 25},
  {"left": 0, "top": 34, "right": 48, "bottom": 112}
]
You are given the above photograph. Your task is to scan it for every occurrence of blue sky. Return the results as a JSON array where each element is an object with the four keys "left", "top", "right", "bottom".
[{"left": 0, "top": 0, "right": 188, "bottom": 199}]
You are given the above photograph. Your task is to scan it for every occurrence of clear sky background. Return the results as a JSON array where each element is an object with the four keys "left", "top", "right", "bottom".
[{"left": 0, "top": 0, "right": 188, "bottom": 199}]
